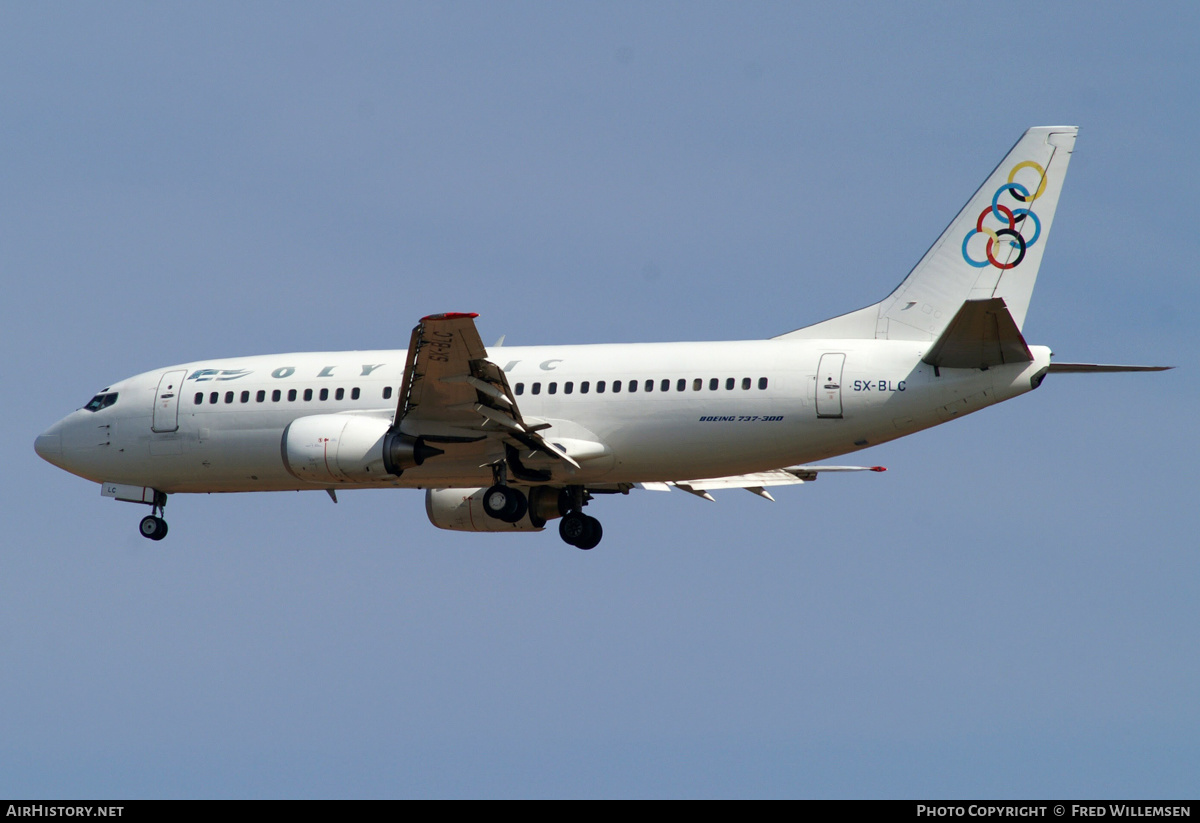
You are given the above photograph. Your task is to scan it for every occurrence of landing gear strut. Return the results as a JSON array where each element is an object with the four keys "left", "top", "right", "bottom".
[{"left": 138, "top": 491, "right": 169, "bottom": 541}]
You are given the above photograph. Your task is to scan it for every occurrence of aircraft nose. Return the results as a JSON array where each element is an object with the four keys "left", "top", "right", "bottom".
[{"left": 34, "top": 423, "right": 65, "bottom": 466}]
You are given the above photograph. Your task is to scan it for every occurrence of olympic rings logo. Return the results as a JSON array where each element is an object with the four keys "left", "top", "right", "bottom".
[{"left": 961, "top": 161, "right": 1046, "bottom": 270}]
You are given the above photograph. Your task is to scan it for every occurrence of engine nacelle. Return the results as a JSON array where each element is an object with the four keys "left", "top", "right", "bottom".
[
  {"left": 282, "top": 414, "right": 441, "bottom": 483},
  {"left": 425, "top": 486, "right": 565, "bottom": 532}
]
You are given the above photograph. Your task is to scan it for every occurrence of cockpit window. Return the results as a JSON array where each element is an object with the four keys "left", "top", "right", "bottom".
[{"left": 84, "top": 392, "right": 119, "bottom": 412}]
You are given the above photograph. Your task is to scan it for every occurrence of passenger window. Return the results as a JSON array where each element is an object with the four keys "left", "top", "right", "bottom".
[
  {"left": 613, "top": 380, "right": 621, "bottom": 393},
  {"left": 676, "top": 379, "right": 685, "bottom": 392},
  {"left": 709, "top": 378, "right": 718, "bottom": 391},
  {"left": 515, "top": 383, "right": 525, "bottom": 396},
  {"left": 209, "top": 392, "right": 218, "bottom": 404},
  {"left": 335, "top": 387, "right": 344, "bottom": 400},
  {"left": 742, "top": 377, "right": 751, "bottom": 390},
  {"left": 288, "top": 389, "right": 297, "bottom": 401},
  {"left": 726, "top": 378, "right": 735, "bottom": 390},
  {"left": 597, "top": 380, "right": 606, "bottom": 394},
  {"left": 194, "top": 393, "right": 203, "bottom": 405},
  {"left": 351, "top": 387, "right": 360, "bottom": 400},
  {"left": 256, "top": 390, "right": 265, "bottom": 402},
  {"left": 564, "top": 381, "right": 573, "bottom": 395},
  {"left": 758, "top": 377, "right": 768, "bottom": 390},
  {"left": 225, "top": 391, "right": 234, "bottom": 404},
  {"left": 240, "top": 391, "right": 250, "bottom": 403},
  {"left": 581, "top": 381, "right": 590, "bottom": 394},
  {"left": 304, "top": 389, "right": 313, "bottom": 401},
  {"left": 383, "top": 386, "right": 393, "bottom": 400},
  {"left": 628, "top": 379, "right": 637, "bottom": 393},
  {"left": 319, "top": 388, "right": 329, "bottom": 401},
  {"left": 645, "top": 379, "right": 654, "bottom": 392},
  {"left": 272, "top": 390, "right": 281, "bottom": 402},
  {"left": 693, "top": 379, "right": 702, "bottom": 391},
  {"left": 532, "top": 382, "right": 541, "bottom": 395}
]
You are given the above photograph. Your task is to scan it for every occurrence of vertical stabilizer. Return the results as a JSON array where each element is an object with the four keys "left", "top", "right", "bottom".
[{"left": 777, "top": 126, "right": 1077, "bottom": 342}]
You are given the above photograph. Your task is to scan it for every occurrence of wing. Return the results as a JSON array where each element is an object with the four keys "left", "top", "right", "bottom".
[
  {"left": 393, "top": 313, "right": 579, "bottom": 469},
  {"left": 641, "top": 465, "right": 887, "bottom": 501}
]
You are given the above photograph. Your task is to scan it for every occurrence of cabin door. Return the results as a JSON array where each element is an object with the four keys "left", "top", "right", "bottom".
[
  {"left": 815, "top": 354, "right": 846, "bottom": 419},
  {"left": 151, "top": 370, "right": 188, "bottom": 432}
]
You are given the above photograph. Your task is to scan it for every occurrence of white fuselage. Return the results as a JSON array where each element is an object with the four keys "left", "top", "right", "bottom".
[{"left": 36, "top": 339, "right": 1051, "bottom": 494}]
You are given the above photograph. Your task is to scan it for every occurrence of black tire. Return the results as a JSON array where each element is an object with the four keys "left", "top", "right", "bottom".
[
  {"left": 139, "top": 515, "right": 168, "bottom": 541},
  {"left": 502, "top": 488, "right": 528, "bottom": 524},
  {"left": 559, "top": 511, "right": 587, "bottom": 546},
  {"left": 560, "top": 511, "right": 602, "bottom": 548},
  {"left": 482, "top": 484, "right": 512, "bottom": 519},
  {"left": 482, "top": 484, "right": 528, "bottom": 523},
  {"left": 574, "top": 515, "right": 603, "bottom": 551},
  {"left": 139, "top": 516, "right": 158, "bottom": 538}
]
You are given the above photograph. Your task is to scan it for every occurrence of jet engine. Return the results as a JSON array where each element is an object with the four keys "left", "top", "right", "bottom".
[
  {"left": 282, "top": 414, "right": 442, "bottom": 483},
  {"left": 425, "top": 486, "right": 566, "bottom": 532}
]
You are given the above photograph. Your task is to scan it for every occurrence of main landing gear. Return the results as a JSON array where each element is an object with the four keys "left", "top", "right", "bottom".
[
  {"left": 558, "top": 510, "right": 602, "bottom": 551},
  {"left": 138, "top": 491, "right": 169, "bottom": 541},
  {"left": 556, "top": 483, "right": 601, "bottom": 550},
  {"left": 481, "top": 483, "right": 528, "bottom": 523},
  {"left": 481, "top": 464, "right": 604, "bottom": 550},
  {"left": 481, "top": 460, "right": 533, "bottom": 528}
]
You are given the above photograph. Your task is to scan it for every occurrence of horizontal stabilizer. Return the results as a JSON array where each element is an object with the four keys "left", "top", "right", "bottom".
[
  {"left": 1048, "top": 363, "right": 1173, "bottom": 373},
  {"left": 922, "top": 298, "right": 1032, "bottom": 369}
]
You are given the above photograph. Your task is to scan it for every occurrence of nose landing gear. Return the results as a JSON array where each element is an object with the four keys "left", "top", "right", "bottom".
[
  {"left": 139, "top": 514, "right": 168, "bottom": 541},
  {"left": 137, "top": 490, "right": 169, "bottom": 541}
]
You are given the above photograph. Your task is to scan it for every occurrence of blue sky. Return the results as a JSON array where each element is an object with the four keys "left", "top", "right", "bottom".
[{"left": 3, "top": 2, "right": 1197, "bottom": 798}]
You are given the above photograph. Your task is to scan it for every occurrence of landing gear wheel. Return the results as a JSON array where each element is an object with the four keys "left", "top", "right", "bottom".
[
  {"left": 575, "top": 515, "right": 602, "bottom": 550},
  {"left": 559, "top": 511, "right": 586, "bottom": 545},
  {"left": 559, "top": 512, "right": 602, "bottom": 550},
  {"left": 482, "top": 484, "right": 528, "bottom": 523},
  {"left": 139, "top": 515, "right": 168, "bottom": 541}
]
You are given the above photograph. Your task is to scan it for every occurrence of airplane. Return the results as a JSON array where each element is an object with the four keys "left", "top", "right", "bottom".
[{"left": 34, "top": 126, "right": 1170, "bottom": 550}]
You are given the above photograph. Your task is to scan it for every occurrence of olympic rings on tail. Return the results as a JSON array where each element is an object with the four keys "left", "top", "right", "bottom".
[{"left": 962, "top": 162, "right": 1046, "bottom": 270}]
